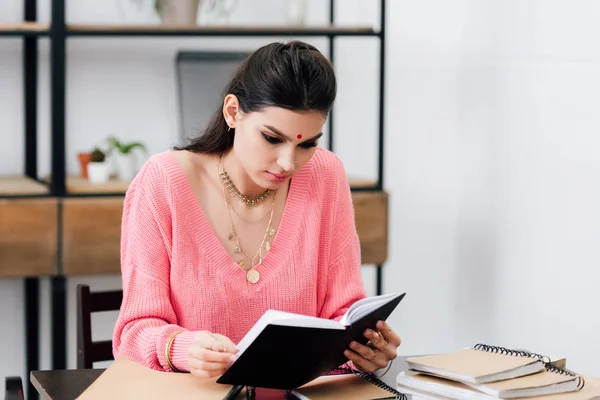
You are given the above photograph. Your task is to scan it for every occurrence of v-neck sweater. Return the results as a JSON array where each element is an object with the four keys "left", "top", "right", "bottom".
[{"left": 112, "top": 148, "right": 367, "bottom": 372}]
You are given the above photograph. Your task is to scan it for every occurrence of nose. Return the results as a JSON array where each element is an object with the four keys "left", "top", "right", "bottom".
[{"left": 277, "top": 147, "right": 296, "bottom": 173}]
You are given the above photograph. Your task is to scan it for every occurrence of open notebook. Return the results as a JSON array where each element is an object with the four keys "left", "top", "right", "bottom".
[{"left": 217, "top": 292, "right": 405, "bottom": 389}]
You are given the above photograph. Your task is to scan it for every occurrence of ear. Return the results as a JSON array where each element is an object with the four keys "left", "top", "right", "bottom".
[{"left": 223, "top": 94, "right": 239, "bottom": 128}]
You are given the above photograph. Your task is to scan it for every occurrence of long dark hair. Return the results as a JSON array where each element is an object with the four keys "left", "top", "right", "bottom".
[{"left": 175, "top": 40, "right": 337, "bottom": 153}]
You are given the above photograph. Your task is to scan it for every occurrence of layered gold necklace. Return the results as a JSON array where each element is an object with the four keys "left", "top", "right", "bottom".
[{"left": 218, "top": 157, "right": 276, "bottom": 284}]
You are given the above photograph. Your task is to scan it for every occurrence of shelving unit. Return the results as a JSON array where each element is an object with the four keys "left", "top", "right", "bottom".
[{"left": 3, "top": 1, "right": 387, "bottom": 397}]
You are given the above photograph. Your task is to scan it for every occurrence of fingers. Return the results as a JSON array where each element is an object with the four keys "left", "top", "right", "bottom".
[
  {"left": 188, "top": 332, "right": 238, "bottom": 378},
  {"left": 189, "top": 358, "right": 229, "bottom": 378},
  {"left": 211, "top": 333, "right": 238, "bottom": 354},
  {"left": 376, "top": 320, "right": 402, "bottom": 347},
  {"left": 188, "top": 343, "right": 236, "bottom": 364},
  {"left": 365, "top": 329, "right": 397, "bottom": 360},
  {"left": 344, "top": 347, "right": 379, "bottom": 373},
  {"left": 193, "top": 332, "right": 237, "bottom": 354},
  {"left": 345, "top": 341, "right": 388, "bottom": 372}
]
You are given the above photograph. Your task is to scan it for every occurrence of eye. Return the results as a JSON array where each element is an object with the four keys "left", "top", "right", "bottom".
[
  {"left": 299, "top": 141, "right": 318, "bottom": 149},
  {"left": 262, "top": 133, "right": 282, "bottom": 144}
]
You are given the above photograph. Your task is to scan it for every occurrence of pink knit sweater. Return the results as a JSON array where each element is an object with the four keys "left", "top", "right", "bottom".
[{"left": 112, "top": 148, "right": 367, "bottom": 372}]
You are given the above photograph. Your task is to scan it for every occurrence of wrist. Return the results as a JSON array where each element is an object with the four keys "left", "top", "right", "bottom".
[{"left": 167, "top": 331, "right": 197, "bottom": 372}]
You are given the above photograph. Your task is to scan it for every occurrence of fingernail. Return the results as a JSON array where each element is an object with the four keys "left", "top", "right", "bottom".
[
  {"left": 350, "top": 341, "right": 359, "bottom": 349},
  {"left": 364, "top": 329, "right": 373, "bottom": 337},
  {"left": 344, "top": 350, "right": 351, "bottom": 357},
  {"left": 377, "top": 321, "right": 384, "bottom": 328},
  {"left": 229, "top": 355, "right": 237, "bottom": 363}
]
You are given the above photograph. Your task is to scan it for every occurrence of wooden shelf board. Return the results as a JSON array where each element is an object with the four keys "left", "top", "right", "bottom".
[
  {"left": 64, "top": 176, "right": 131, "bottom": 194},
  {"left": 0, "top": 22, "right": 49, "bottom": 32},
  {"left": 348, "top": 177, "right": 378, "bottom": 189},
  {"left": 59, "top": 176, "right": 374, "bottom": 195},
  {"left": 67, "top": 23, "right": 377, "bottom": 36},
  {"left": 0, "top": 176, "right": 50, "bottom": 196}
]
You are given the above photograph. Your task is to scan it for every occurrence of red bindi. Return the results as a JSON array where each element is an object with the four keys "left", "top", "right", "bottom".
[{"left": 296, "top": 134, "right": 303, "bottom": 139}]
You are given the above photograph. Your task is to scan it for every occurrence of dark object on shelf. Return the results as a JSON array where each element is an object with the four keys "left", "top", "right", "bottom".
[
  {"left": 176, "top": 51, "right": 249, "bottom": 140},
  {"left": 5, "top": 376, "right": 24, "bottom": 400}
]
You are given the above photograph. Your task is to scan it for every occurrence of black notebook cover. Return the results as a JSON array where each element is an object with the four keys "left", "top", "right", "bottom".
[{"left": 217, "top": 292, "right": 405, "bottom": 390}]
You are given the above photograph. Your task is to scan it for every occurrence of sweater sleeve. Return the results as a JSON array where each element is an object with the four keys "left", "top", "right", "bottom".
[
  {"left": 318, "top": 156, "right": 368, "bottom": 322},
  {"left": 112, "top": 159, "right": 196, "bottom": 372}
]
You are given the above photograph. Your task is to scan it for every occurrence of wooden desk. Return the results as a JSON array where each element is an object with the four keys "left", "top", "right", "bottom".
[{"left": 30, "top": 357, "right": 412, "bottom": 400}]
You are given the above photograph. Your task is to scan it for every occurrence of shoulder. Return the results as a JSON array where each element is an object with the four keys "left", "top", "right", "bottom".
[
  {"left": 303, "top": 147, "right": 349, "bottom": 198},
  {"left": 305, "top": 147, "right": 348, "bottom": 184},
  {"left": 126, "top": 150, "right": 183, "bottom": 201}
]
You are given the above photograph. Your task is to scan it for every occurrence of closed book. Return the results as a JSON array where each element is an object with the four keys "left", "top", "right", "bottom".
[
  {"left": 217, "top": 292, "right": 406, "bottom": 390},
  {"left": 464, "top": 368, "right": 583, "bottom": 398},
  {"left": 406, "top": 346, "right": 546, "bottom": 384},
  {"left": 397, "top": 374, "right": 600, "bottom": 400}
]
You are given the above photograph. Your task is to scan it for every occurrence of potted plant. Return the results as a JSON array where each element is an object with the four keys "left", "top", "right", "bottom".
[
  {"left": 107, "top": 136, "right": 147, "bottom": 181},
  {"left": 87, "top": 148, "right": 110, "bottom": 184},
  {"left": 129, "top": 0, "right": 201, "bottom": 25}
]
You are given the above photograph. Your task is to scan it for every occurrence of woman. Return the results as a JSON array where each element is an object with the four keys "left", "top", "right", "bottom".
[{"left": 112, "top": 40, "right": 401, "bottom": 379}]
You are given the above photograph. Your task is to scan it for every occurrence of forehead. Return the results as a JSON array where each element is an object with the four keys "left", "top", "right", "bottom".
[{"left": 250, "top": 107, "right": 326, "bottom": 138}]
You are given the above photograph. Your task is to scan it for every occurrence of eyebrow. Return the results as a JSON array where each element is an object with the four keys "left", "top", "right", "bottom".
[{"left": 264, "top": 125, "right": 323, "bottom": 142}]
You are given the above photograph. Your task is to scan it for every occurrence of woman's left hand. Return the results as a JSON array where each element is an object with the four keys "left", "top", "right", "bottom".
[{"left": 344, "top": 320, "right": 401, "bottom": 373}]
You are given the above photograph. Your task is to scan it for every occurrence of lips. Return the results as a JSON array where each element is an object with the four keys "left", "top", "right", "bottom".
[
  {"left": 268, "top": 172, "right": 287, "bottom": 179},
  {"left": 266, "top": 171, "right": 289, "bottom": 182}
]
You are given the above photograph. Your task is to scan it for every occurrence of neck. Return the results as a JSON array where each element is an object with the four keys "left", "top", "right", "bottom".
[{"left": 220, "top": 150, "right": 267, "bottom": 199}]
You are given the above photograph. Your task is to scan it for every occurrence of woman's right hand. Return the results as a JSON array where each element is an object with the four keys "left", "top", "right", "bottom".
[{"left": 188, "top": 331, "right": 239, "bottom": 378}]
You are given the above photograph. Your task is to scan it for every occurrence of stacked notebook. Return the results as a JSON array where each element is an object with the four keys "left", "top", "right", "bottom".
[{"left": 396, "top": 345, "right": 600, "bottom": 399}]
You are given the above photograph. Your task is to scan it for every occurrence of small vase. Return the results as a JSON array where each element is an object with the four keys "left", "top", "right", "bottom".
[
  {"left": 78, "top": 152, "right": 92, "bottom": 179},
  {"left": 286, "top": 0, "right": 307, "bottom": 25},
  {"left": 88, "top": 162, "right": 110, "bottom": 184},
  {"left": 158, "top": 0, "right": 200, "bottom": 25}
]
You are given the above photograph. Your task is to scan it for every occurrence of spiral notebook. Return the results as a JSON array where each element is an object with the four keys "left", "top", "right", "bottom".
[
  {"left": 402, "top": 344, "right": 593, "bottom": 399},
  {"left": 406, "top": 344, "right": 550, "bottom": 384},
  {"left": 291, "top": 371, "right": 406, "bottom": 400}
]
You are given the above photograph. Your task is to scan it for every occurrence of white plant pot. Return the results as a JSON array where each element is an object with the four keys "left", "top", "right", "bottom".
[
  {"left": 159, "top": 0, "right": 200, "bottom": 25},
  {"left": 88, "top": 162, "right": 109, "bottom": 184},
  {"left": 286, "top": 0, "right": 307, "bottom": 25},
  {"left": 115, "top": 153, "right": 136, "bottom": 182}
]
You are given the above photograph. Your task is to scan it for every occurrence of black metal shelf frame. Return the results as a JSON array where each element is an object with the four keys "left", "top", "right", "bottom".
[{"left": 9, "top": 0, "right": 387, "bottom": 393}]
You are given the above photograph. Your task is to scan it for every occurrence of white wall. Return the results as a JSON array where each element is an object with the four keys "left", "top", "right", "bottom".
[
  {"left": 2, "top": 0, "right": 600, "bottom": 395},
  {"left": 385, "top": 0, "right": 600, "bottom": 375}
]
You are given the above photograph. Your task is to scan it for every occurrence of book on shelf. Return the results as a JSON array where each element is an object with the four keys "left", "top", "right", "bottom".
[
  {"left": 397, "top": 344, "right": 600, "bottom": 400},
  {"left": 216, "top": 292, "right": 406, "bottom": 390}
]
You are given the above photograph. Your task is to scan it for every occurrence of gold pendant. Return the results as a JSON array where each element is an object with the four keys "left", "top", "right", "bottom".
[
  {"left": 246, "top": 269, "right": 260, "bottom": 284},
  {"left": 234, "top": 246, "right": 241, "bottom": 254},
  {"left": 265, "top": 242, "right": 271, "bottom": 251},
  {"left": 239, "top": 260, "right": 247, "bottom": 268},
  {"left": 228, "top": 232, "right": 235, "bottom": 241},
  {"left": 269, "top": 229, "right": 275, "bottom": 236}
]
